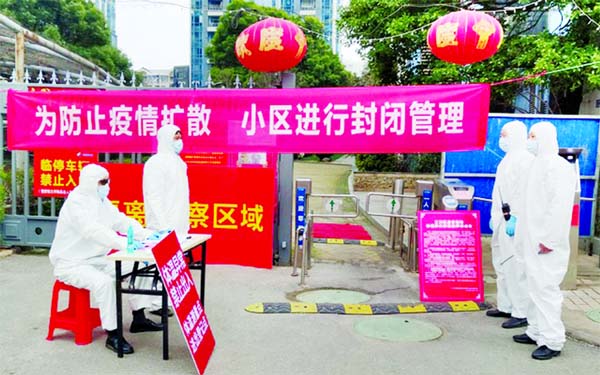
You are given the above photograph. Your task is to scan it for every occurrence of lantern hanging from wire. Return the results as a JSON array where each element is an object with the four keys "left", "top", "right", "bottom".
[
  {"left": 235, "top": 17, "right": 308, "bottom": 72},
  {"left": 427, "top": 10, "right": 504, "bottom": 65}
]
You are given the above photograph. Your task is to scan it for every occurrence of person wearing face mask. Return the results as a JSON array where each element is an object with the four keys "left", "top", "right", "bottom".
[
  {"left": 512, "top": 121, "right": 576, "bottom": 360},
  {"left": 488, "top": 121, "right": 534, "bottom": 330},
  {"left": 49, "top": 164, "right": 162, "bottom": 355},
  {"left": 143, "top": 124, "right": 190, "bottom": 242}
]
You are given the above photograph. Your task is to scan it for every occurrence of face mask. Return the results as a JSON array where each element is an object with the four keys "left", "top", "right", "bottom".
[
  {"left": 173, "top": 139, "right": 183, "bottom": 154},
  {"left": 526, "top": 139, "right": 539, "bottom": 155},
  {"left": 97, "top": 184, "right": 110, "bottom": 201},
  {"left": 499, "top": 137, "right": 510, "bottom": 153}
]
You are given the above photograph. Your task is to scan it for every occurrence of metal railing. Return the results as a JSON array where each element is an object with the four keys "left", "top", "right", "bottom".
[
  {"left": 291, "top": 194, "right": 360, "bottom": 285},
  {"left": 364, "top": 192, "right": 420, "bottom": 272}
]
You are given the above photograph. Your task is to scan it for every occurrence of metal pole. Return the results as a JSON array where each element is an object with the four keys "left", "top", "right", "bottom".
[
  {"left": 300, "top": 220, "right": 310, "bottom": 286},
  {"left": 15, "top": 31, "right": 24, "bottom": 82}
]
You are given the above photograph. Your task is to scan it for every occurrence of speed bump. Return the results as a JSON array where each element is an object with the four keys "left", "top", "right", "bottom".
[
  {"left": 312, "top": 238, "right": 385, "bottom": 246},
  {"left": 245, "top": 301, "right": 491, "bottom": 315}
]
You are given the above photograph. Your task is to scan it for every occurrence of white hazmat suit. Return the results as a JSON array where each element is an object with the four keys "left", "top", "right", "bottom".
[
  {"left": 50, "top": 164, "right": 157, "bottom": 331},
  {"left": 143, "top": 124, "right": 190, "bottom": 241},
  {"left": 490, "top": 120, "right": 534, "bottom": 322},
  {"left": 523, "top": 121, "right": 576, "bottom": 352}
]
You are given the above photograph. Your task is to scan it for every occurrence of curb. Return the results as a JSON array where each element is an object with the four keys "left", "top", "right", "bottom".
[{"left": 245, "top": 301, "right": 491, "bottom": 315}]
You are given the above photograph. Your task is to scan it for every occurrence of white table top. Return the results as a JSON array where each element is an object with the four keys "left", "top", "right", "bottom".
[{"left": 106, "top": 233, "right": 212, "bottom": 262}]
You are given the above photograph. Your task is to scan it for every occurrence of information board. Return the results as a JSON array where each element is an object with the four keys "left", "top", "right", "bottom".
[
  {"left": 152, "top": 232, "right": 215, "bottom": 374},
  {"left": 33, "top": 150, "right": 97, "bottom": 197},
  {"left": 418, "top": 210, "right": 484, "bottom": 302}
]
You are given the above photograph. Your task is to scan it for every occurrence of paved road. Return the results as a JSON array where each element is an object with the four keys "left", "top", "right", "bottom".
[
  {"left": 3, "top": 159, "right": 600, "bottom": 374},
  {"left": 2, "top": 253, "right": 600, "bottom": 375}
]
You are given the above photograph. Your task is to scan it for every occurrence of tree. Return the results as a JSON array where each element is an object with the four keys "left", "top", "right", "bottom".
[
  {"left": 206, "top": 0, "right": 354, "bottom": 88},
  {"left": 339, "top": 0, "right": 600, "bottom": 114},
  {"left": 0, "top": 0, "right": 137, "bottom": 83}
]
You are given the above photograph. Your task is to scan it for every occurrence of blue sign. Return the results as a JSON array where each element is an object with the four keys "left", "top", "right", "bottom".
[
  {"left": 421, "top": 189, "right": 433, "bottom": 210},
  {"left": 295, "top": 187, "right": 307, "bottom": 245},
  {"left": 445, "top": 114, "right": 600, "bottom": 236}
]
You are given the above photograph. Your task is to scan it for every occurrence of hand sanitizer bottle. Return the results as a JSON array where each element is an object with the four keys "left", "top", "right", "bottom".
[{"left": 127, "top": 225, "right": 134, "bottom": 254}]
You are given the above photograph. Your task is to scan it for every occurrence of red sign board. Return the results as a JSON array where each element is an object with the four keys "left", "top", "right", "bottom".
[
  {"left": 104, "top": 163, "right": 275, "bottom": 269},
  {"left": 33, "top": 150, "right": 97, "bottom": 197},
  {"left": 418, "top": 211, "right": 484, "bottom": 302},
  {"left": 152, "top": 232, "right": 215, "bottom": 374}
]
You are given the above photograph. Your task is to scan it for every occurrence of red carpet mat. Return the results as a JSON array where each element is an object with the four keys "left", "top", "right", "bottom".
[{"left": 311, "top": 223, "right": 372, "bottom": 240}]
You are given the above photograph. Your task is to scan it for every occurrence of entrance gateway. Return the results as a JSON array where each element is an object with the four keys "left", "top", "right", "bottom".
[{"left": 11, "top": 83, "right": 591, "bottom": 269}]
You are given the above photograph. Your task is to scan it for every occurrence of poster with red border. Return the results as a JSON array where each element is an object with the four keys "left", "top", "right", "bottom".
[
  {"left": 152, "top": 231, "right": 215, "bottom": 374},
  {"left": 418, "top": 210, "right": 484, "bottom": 302},
  {"left": 33, "top": 150, "right": 97, "bottom": 197}
]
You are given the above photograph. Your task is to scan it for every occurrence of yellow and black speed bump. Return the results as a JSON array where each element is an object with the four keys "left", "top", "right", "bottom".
[
  {"left": 312, "top": 238, "right": 385, "bottom": 246},
  {"left": 245, "top": 301, "right": 491, "bottom": 315}
]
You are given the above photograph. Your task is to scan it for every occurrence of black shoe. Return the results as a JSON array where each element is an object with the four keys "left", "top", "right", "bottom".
[
  {"left": 502, "top": 317, "right": 528, "bottom": 329},
  {"left": 513, "top": 333, "right": 536, "bottom": 345},
  {"left": 486, "top": 309, "right": 512, "bottom": 318},
  {"left": 532, "top": 345, "right": 561, "bottom": 360},
  {"left": 105, "top": 335, "right": 134, "bottom": 354},
  {"left": 130, "top": 318, "right": 163, "bottom": 333},
  {"left": 150, "top": 307, "right": 174, "bottom": 318}
]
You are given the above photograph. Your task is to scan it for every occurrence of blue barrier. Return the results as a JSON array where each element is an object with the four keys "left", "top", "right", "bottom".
[{"left": 444, "top": 114, "right": 600, "bottom": 236}]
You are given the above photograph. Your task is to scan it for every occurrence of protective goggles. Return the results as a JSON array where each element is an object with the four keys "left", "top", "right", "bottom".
[{"left": 98, "top": 178, "right": 110, "bottom": 186}]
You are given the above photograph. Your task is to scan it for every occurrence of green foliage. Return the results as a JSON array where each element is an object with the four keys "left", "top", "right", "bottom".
[
  {"left": 356, "top": 154, "right": 399, "bottom": 172},
  {"left": 356, "top": 153, "right": 440, "bottom": 172},
  {"left": 398, "top": 153, "right": 441, "bottom": 173},
  {"left": 207, "top": 0, "right": 354, "bottom": 88},
  {"left": 0, "top": 0, "right": 136, "bottom": 81},
  {"left": 338, "top": 0, "right": 600, "bottom": 113},
  {"left": 0, "top": 169, "right": 7, "bottom": 222}
]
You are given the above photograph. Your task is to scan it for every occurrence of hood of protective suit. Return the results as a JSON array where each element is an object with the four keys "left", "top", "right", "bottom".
[
  {"left": 501, "top": 120, "right": 528, "bottom": 154},
  {"left": 530, "top": 121, "right": 559, "bottom": 157},
  {"left": 156, "top": 124, "right": 181, "bottom": 154},
  {"left": 76, "top": 163, "right": 108, "bottom": 197}
]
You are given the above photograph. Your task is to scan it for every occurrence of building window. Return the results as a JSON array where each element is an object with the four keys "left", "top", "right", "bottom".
[
  {"left": 208, "top": 0, "right": 222, "bottom": 11},
  {"left": 300, "top": 0, "right": 316, "bottom": 10}
]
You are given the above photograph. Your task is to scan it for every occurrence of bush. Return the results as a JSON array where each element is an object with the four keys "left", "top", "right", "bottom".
[
  {"left": 355, "top": 154, "right": 399, "bottom": 172},
  {"left": 356, "top": 153, "right": 441, "bottom": 173},
  {"left": 399, "top": 153, "right": 441, "bottom": 173}
]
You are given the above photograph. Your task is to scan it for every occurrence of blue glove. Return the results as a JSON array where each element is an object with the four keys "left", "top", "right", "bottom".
[
  {"left": 146, "top": 230, "right": 169, "bottom": 241},
  {"left": 505, "top": 216, "right": 517, "bottom": 237},
  {"left": 489, "top": 218, "right": 494, "bottom": 232}
]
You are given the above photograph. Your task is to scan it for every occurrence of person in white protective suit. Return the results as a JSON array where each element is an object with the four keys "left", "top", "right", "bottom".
[
  {"left": 143, "top": 125, "right": 190, "bottom": 317},
  {"left": 143, "top": 124, "right": 190, "bottom": 240},
  {"left": 512, "top": 121, "right": 576, "bottom": 360},
  {"left": 488, "top": 120, "right": 534, "bottom": 329},
  {"left": 50, "top": 164, "right": 163, "bottom": 355}
]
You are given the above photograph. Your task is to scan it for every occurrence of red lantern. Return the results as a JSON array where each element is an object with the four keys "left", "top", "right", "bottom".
[
  {"left": 427, "top": 10, "right": 503, "bottom": 65},
  {"left": 235, "top": 17, "right": 308, "bottom": 72}
]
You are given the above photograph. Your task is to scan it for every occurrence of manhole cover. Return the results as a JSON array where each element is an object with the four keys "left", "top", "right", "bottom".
[
  {"left": 586, "top": 309, "right": 600, "bottom": 323},
  {"left": 296, "top": 289, "right": 370, "bottom": 304},
  {"left": 354, "top": 317, "right": 443, "bottom": 342}
]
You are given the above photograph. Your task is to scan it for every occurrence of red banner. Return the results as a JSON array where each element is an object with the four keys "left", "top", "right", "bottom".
[
  {"left": 152, "top": 232, "right": 215, "bottom": 374},
  {"left": 418, "top": 211, "right": 484, "bottom": 302},
  {"left": 7, "top": 85, "right": 490, "bottom": 153},
  {"left": 33, "top": 150, "right": 97, "bottom": 197},
  {"left": 105, "top": 163, "right": 274, "bottom": 269}
]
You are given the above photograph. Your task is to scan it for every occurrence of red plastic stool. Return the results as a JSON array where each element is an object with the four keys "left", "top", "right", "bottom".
[{"left": 46, "top": 280, "right": 101, "bottom": 345}]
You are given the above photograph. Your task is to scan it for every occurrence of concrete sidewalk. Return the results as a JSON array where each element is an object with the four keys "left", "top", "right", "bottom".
[{"left": 3, "top": 250, "right": 600, "bottom": 375}]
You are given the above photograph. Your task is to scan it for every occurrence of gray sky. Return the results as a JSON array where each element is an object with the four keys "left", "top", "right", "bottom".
[{"left": 114, "top": 0, "right": 365, "bottom": 74}]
